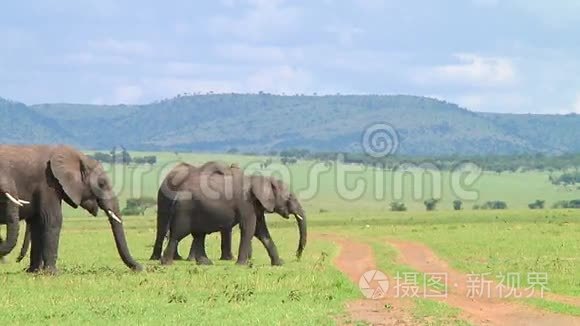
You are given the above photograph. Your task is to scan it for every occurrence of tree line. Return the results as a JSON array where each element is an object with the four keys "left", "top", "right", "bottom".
[
  {"left": 255, "top": 149, "right": 580, "bottom": 173},
  {"left": 89, "top": 148, "right": 157, "bottom": 165}
]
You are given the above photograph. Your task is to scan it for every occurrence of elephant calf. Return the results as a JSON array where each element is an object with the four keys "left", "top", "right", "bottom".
[{"left": 155, "top": 161, "right": 307, "bottom": 266}]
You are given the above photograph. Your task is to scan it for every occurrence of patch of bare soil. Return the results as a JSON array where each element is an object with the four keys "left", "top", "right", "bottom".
[
  {"left": 316, "top": 233, "right": 415, "bottom": 325},
  {"left": 388, "top": 240, "right": 580, "bottom": 326}
]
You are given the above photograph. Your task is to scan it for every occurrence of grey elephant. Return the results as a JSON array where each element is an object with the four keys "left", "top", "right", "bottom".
[
  {"left": 0, "top": 145, "right": 142, "bottom": 273},
  {"left": 150, "top": 162, "right": 235, "bottom": 261},
  {"left": 157, "top": 161, "right": 307, "bottom": 266}
]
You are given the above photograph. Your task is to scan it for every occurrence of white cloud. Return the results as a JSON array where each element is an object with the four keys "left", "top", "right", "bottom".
[
  {"left": 455, "top": 94, "right": 485, "bottom": 110},
  {"left": 162, "top": 62, "right": 233, "bottom": 77},
  {"left": 510, "top": 1, "right": 580, "bottom": 29},
  {"left": 573, "top": 94, "right": 580, "bottom": 113},
  {"left": 65, "top": 52, "right": 132, "bottom": 65},
  {"left": 452, "top": 93, "right": 528, "bottom": 112},
  {"left": 413, "top": 53, "right": 517, "bottom": 87},
  {"left": 354, "top": 0, "right": 388, "bottom": 10},
  {"left": 210, "top": 0, "right": 301, "bottom": 41},
  {"left": 214, "top": 43, "right": 303, "bottom": 63},
  {"left": 246, "top": 65, "right": 312, "bottom": 94},
  {"left": 88, "top": 39, "right": 152, "bottom": 57},
  {"left": 113, "top": 85, "right": 143, "bottom": 104},
  {"left": 471, "top": 0, "right": 499, "bottom": 7},
  {"left": 325, "top": 25, "right": 364, "bottom": 47}
]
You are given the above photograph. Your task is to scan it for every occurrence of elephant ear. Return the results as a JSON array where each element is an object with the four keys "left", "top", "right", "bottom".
[
  {"left": 251, "top": 176, "right": 275, "bottom": 213},
  {"left": 50, "top": 146, "right": 87, "bottom": 208},
  {"left": 272, "top": 179, "right": 290, "bottom": 201}
]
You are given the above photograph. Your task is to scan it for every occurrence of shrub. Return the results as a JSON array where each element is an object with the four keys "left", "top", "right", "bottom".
[
  {"left": 552, "top": 199, "right": 580, "bottom": 209},
  {"left": 424, "top": 198, "right": 440, "bottom": 211},
  {"left": 481, "top": 201, "right": 508, "bottom": 210},
  {"left": 453, "top": 200, "right": 462, "bottom": 210},
  {"left": 390, "top": 201, "right": 407, "bottom": 212},
  {"left": 121, "top": 197, "right": 157, "bottom": 216},
  {"left": 528, "top": 200, "right": 545, "bottom": 209},
  {"left": 551, "top": 172, "right": 580, "bottom": 185},
  {"left": 472, "top": 204, "right": 480, "bottom": 210}
]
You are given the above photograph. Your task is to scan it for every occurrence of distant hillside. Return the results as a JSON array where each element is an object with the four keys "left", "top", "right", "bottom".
[
  {"left": 1, "top": 94, "right": 579, "bottom": 155},
  {"left": 0, "top": 98, "right": 74, "bottom": 145}
]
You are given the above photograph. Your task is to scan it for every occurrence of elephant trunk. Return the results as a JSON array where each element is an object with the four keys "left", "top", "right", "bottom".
[
  {"left": 16, "top": 223, "right": 31, "bottom": 262},
  {"left": 0, "top": 204, "right": 19, "bottom": 256},
  {"left": 105, "top": 209, "right": 143, "bottom": 271},
  {"left": 295, "top": 210, "right": 307, "bottom": 259}
]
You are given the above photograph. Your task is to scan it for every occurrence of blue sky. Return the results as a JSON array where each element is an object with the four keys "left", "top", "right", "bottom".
[{"left": 1, "top": 0, "right": 579, "bottom": 113}]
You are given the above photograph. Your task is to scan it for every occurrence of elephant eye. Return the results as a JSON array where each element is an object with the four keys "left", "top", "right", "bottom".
[{"left": 98, "top": 178, "right": 107, "bottom": 188}]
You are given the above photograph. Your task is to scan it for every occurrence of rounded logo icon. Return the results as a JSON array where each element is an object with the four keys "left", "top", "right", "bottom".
[
  {"left": 362, "top": 122, "right": 399, "bottom": 158},
  {"left": 359, "top": 270, "right": 389, "bottom": 299}
]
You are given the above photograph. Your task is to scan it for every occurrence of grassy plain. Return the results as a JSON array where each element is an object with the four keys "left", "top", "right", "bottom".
[{"left": 0, "top": 152, "right": 578, "bottom": 324}]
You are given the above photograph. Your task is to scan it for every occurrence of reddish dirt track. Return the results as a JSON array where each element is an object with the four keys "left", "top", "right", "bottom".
[
  {"left": 316, "top": 233, "right": 415, "bottom": 325},
  {"left": 388, "top": 240, "right": 580, "bottom": 326},
  {"left": 315, "top": 232, "right": 580, "bottom": 325}
]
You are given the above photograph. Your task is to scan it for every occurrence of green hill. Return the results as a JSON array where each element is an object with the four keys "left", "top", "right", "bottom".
[{"left": 1, "top": 94, "right": 578, "bottom": 155}]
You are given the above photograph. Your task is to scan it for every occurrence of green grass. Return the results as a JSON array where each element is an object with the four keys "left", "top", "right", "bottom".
[
  {"left": 0, "top": 217, "right": 358, "bottom": 324},
  {"left": 524, "top": 298, "right": 580, "bottom": 317},
  {"left": 1, "top": 152, "right": 579, "bottom": 324},
  {"left": 78, "top": 151, "right": 580, "bottom": 216}
]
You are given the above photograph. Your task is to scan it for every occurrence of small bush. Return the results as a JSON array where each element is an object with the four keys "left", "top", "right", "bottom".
[
  {"left": 121, "top": 197, "right": 157, "bottom": 216},
  {"left": 528, "top": 200, "right": 545, "bottom": 209},
  {"left": 551, "top": 172, "right": 580, "bottom": 185},
  {"left": 552, "top": 199, "right": 580, "bottom": 209},
  {"left": 453, "top": 200, "right": 462, "bottom": 211},
  {"left": 481, "top": 201, "right": 508, "bottom": 210},
  {"left": 424, "top": 198, "right": 440, "bottom": 211},
  {"left": 472, "top": 204, "right": 480, "bottom": 210},
  {"left": 390, "top": 201, "right": 407, "bottom": 212}
]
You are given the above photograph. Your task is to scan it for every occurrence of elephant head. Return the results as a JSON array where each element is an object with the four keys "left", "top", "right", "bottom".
[
  {"left": 251, "top": 176, "right": 307, "bottom": 259},
  {"left": 49, "top": 146, "right": 142, "bottom": 271}
]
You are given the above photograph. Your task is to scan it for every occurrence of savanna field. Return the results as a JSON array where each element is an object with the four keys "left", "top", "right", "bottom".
[{"left": 1, "top": 152, "right": 579, "bottom": 325}]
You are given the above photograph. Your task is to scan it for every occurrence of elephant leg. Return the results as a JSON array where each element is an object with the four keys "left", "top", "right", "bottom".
[
  {"left": 40, "top": 206, "right": 63, "bottom": 274},
  {"left": 219, "top": 229, "right": 234, "bottom": 261},
  {"left": 186, "top": 236, "right": 196, "bottom": 261},
  {"left": 254, "top": 214, "right": 283, "bottom": 266},
  {"left": 0, "top": 235, "right": 6, "bottom": 264},
  {"left": 236, "top": 211, "right": 256, "bottom": 266},
  {"left": 27, "top": 218, "right": 44, "bottom": 273},
  {"left": 161, "top": 228, "right": 189, "bottom": 266},
  {"left": 149, "top": 202, "right": 169, "bottom": 260},
  {"left": 192, "top": 233, "right": 212, "bottom": 265},
  {"left": 149, "top": 218, "right": 167, "bottom": 260}
]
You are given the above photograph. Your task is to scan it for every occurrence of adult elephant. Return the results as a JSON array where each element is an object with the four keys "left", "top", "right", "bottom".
[
  {"left": 150, "top": 162, "right": 237, "bottom": 262},
  {"left": 0, "top": 145, "right": 142, "bottom": 273},
  {"left": 158, "top": 161, "right": 307, "bottom": 266}
]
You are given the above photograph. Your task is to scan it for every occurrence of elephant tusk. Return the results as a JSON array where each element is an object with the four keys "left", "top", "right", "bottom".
[
  {"left": 18, "top": 199, "right": 30, "bottom": 205},
  {"left": 108, "top": 210, "right": 123, "bottom": 224},
  {"left": 5, "top": 193, "right": 23, "bottom": 207},
  {"left": 295, "top": 214, "right": 304, "bottom": 221}
]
